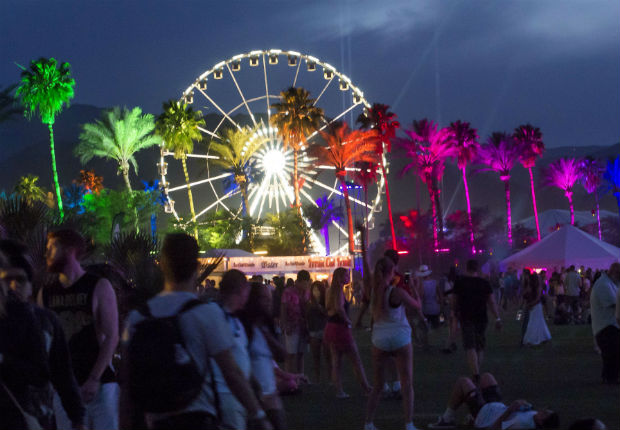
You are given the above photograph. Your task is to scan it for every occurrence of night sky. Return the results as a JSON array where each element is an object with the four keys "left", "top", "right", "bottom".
[{"left": 1, "top": 0, "right": 619, "bottom": 148}]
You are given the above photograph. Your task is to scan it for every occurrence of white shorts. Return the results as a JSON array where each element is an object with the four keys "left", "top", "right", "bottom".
[
  {"left": 372, "top": 327, "right": 412, "bottom": 352},
  {"left": 284, "top": 331, "right": 307, "bottom": 354}
]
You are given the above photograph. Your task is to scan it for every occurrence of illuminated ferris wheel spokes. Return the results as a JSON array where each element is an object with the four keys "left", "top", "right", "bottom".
[{"left": 160, "top": 49, "right": 383, "bottom": 255}]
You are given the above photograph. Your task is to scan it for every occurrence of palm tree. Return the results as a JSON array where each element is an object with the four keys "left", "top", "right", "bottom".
[
  {"left": 399, "top": 119, "right": 455, "bottom": 250},
  {"left": 0, "top": 84, "right": 21, "bottom": 124},
  {"left": 448, "top": 120, "right": 480, "bottom": 254},
  {"left": 15, "top": 58, "right": 75, "bottom": 219},
  {"left": 270, "top": 87, "right": 324, "bottom": 215},
  {"left": 579, "top": 157, "right": 604, "bottom": 240},
  {"left": 304, "top": 196, "right": 342, "bottom": 255},
  {"left": 602, "top": 156, "right": 620, "bottom": 222},
  {"left": 209, "top": 124, "right": 268, "bottom": 216},
  {"left": 78, "top": 169, "right": 104, "bottom": 194},
  {"left": 309, "top": 122, "right": 379, "bottom": 254},
  {"left": 14, "top": 174, "right": 47, "bottom": 204},
  {"left": 356, "top": 103, "right": 400, "bottom": 250},
  {"left": 353, "top": 161, "right": 378, "bottom": 246},
  {"left": 514, "top": 124, "right": 545, "bottom": 241},
  {"left": 155, "top": 100, "right": 205, "bottom": 232},
  {"left": 478, "top": 132, "right": 520, "bottom": 246},
  {"left": 76, "top": 106, "right": 161, "bottom": 192},
  {"left": 544, "top": 158, "right": 582, "bottom": 226}
]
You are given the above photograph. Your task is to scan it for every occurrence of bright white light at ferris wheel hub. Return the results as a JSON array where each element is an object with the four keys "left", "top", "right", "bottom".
[{"left": 262, "top": 150, "right": 287, "bottom": 175}]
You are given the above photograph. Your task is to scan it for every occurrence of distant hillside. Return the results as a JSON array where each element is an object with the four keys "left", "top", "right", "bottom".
[{"left": 0, "top": 104, "right": 618, "bottom": 228}]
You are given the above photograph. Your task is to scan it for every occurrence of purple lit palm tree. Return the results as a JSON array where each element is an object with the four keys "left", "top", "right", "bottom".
[
  {"left": 603, "top": 156, "right": 620, "bottom": 223},
  {"left": 544, "top": 158, "right": 582, "bottom": 226},
  {"left": 399, "top": 119, "right": 455, "bottom": 250},
  {"left": 448, "top": 120, "right": 479, "bottom": 254},
  {"left": 357, "top": 103, "right": 400, "bottom": 250},
  {"left": 478, "top": 132, "right": 520, "bottom": 246},
  {"left": 514, "top": 124, "right": 544, "bottom": 241},
  {"left": 579, "top": 157, "right": 603, "bottom": 240}
]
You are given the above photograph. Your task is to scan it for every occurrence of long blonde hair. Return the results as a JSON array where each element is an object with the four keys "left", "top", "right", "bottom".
[
  {"left": 327, "top": 267, "right": 348, "bottom": 314},
  {"left": 371, "top": 257, "right": 395, "bottom": 321}
]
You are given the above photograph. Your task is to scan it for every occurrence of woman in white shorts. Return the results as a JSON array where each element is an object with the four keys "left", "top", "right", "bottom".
[{"left": 362, "top": 245, "right": 423, "bottom": 429}]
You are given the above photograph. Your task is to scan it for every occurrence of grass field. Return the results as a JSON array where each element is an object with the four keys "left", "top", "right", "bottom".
[{"left": 282, "top": 311, "right": 619, "bottom": 429}]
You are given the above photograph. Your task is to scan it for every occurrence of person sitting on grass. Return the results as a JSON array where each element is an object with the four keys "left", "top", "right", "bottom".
[{"left": 429, "top": 373, "right": 559, "bottom": 429}]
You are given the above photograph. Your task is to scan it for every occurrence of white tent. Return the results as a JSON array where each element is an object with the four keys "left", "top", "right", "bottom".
[{"left": 500, "top": 225, "right": 620, "bottom": 270}]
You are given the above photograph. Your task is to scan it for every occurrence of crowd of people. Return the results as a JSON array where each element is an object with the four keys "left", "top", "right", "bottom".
[{"left": 0, "top": 228, "right": 617, "bottom": 429}]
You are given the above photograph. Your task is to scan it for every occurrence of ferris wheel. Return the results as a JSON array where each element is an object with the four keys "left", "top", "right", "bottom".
[{"left": 159, "top": 49, "right": 386, "bottom": 255}]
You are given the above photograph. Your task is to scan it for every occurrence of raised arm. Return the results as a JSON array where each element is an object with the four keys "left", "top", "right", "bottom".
[{"left": 357, "top": 223, "right": 372, "bottom": 300}]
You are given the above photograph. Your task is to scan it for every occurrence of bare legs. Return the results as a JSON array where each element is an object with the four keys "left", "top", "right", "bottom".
[
  {"left": 365, "top": 344, "right": 414, "bottom": 425},
  {"left": 309, "top": 337, "right": 331, "bottom": 383},
  {"left": 466, "top": 348, "right": 484, "bottom": 377},
  {"left": 330, "top": 343, "right": 371, "bottom": 397},
  {"left": 445, "top": 373, "right": 498, "bottom": 410}
]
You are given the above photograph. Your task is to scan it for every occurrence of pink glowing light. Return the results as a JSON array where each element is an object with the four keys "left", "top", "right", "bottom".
[{"left": 544, "top": 158, "right": 582, "bottom": 226}]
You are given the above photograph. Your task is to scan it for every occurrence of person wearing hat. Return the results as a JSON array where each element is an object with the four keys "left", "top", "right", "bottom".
[{"left": 417, "top": 265, "right": 441, "bottom": 334}]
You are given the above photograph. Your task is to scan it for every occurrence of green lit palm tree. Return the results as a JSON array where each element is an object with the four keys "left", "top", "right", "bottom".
[
  {"left": 209, "top": 124, "right": 268, "bottom": 215},
  {"left": 270, "top": 87, "right": 325, "bottom": 215},
  {"left": 16, "top": 58, "right": 75, "bottom": 219},
  {"left": 14, "top": 174, "right": 47, "bottom": 204},
  {"left": 155, "top": 100, "right": 205, "bottom": 232},
  {"left": 76, "top": 106, "right": 161, "bottom": 192}
]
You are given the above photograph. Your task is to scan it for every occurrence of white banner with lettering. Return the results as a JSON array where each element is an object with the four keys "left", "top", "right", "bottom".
[{"left": 203, "top": 255, "right": 353, "bottom": 275}]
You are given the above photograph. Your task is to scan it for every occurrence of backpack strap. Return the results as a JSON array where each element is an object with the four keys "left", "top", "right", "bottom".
[{"left": 178, "top": 299, "right": 205, "bottom": 314}]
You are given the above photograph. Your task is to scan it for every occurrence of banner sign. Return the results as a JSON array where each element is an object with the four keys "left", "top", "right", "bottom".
[{"left": 203, "top": 255, "right": 353, "bottom": 275}]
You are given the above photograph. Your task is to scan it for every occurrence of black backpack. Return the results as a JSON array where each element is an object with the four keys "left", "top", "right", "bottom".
[{"left": 127, "top": 299, "right": 206, "bottom": 413}]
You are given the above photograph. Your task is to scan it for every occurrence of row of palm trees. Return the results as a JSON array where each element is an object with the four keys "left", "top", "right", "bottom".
[{"left": 10, "top": 57, "right": 620, "bottom": 256}]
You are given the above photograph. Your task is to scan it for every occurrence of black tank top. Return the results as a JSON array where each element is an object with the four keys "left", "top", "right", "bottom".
[{"left": 43, "top": 272, "right": 115, "bottom": 384}]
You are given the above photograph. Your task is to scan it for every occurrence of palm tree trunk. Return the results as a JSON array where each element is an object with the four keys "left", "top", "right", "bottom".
[
  {"left": 241, "top": 181, "right": 250, "bottom": 217},
  {"left": 379, "top": 160, "right": 397, "bottom": 250},
  {"left": 566, "top": 191, "right": 575, "bottom": 226},
  {"left": 364, "top": 185, "right": 369, "bottom": 247},
  {"left": 434, "top": 179, "right": 445, "bottom": 242},
  {"left": 340, "top": 177, "right": 355, "bottom": 254},
  {"left": 293, "top": 149, "right": 306, "bottom": 253},
  {"left": 462, "top": 166, "right": 475, "bottom": 254},
  {"left": 322, "top": 224, "right": 331, "bottom": 255},
  {"left": 595, "top": 192, "right": 602, "bottom": 240},
  {"left": 528, "top": 167, "right": 541, "bottom": 241},
  {"left": 503, "top": 178, "right": 512, "bottom": 247},
  {"left": 432, "top": 180, "right": 443, "bottom": 245},
  {"left": 47, "top": 124, "right": 64, "bottom": 219},
  {"left": 182, "top": 156, "right": 198, "bottom": 239},
  {"left": 122, "top": 167, "right": 132, "bottom": 192},
  {"left": 426, "top": 175, "right": 439, "bottom": 250}
]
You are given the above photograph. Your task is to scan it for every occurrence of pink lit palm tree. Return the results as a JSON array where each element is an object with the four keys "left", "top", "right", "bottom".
[
  {"left": 478, "top": 132, "right": 520, "bottom": 246},
  {"left": 514, "top": 124, "right": 544, "bottom": 241},
  {"left": 544, "top": 158, "right": 582, "bottom": 226},
  {"left": 399, "top": 119, "right": 455, "bottom": 250},
  {"left": 579, "top": 157, "right": 603, "bottom": 240},
  {"left": 357, "top": 103, "right": 400, "bottom": 250},
  {"left": 448, "top": 120, "right": 480, "bottom": 254}
]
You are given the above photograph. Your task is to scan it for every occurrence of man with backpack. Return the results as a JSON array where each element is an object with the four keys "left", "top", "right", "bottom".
[{"left": 120, "top": 233, "right": 271, "bottom": 430}]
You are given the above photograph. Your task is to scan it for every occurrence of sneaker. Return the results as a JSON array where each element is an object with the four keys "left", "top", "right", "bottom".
[
  {"left": 336, "top": 391, "right": 350, "bottom": 399},
  {"left": 363, "top": 422, "right": 379, "bottom": 430},
  {"left": 428, "top": 417, "right": 456, "bottom": 429}
]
